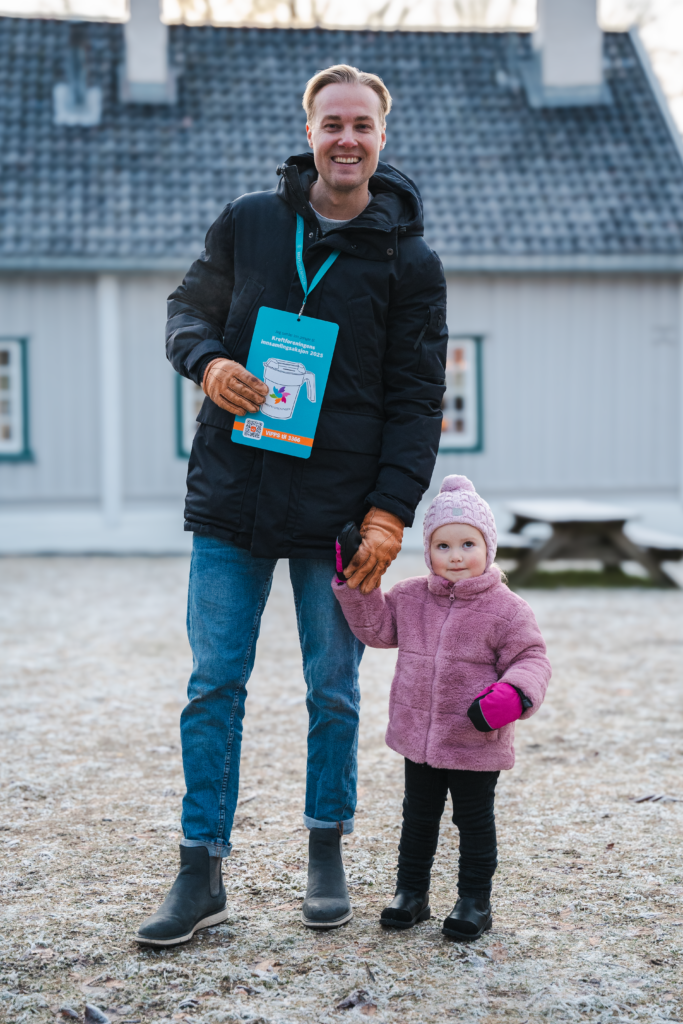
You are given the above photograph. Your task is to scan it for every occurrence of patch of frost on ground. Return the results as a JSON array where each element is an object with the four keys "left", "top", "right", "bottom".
[{"left": 0, "top": 555, "right": 682, "bottom": 1023}]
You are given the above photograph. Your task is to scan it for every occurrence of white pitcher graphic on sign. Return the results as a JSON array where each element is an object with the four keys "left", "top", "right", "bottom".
[{"left": 262, "top": 358, "right": 316, "bottom": 421}]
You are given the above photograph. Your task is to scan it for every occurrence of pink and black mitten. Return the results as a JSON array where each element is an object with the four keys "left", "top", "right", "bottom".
[
  {"left": 467, "top": 682, "right": 533, "bottom": 733},
  {"left": 335, "top": 521, "right": 362, "bottom": 582}
]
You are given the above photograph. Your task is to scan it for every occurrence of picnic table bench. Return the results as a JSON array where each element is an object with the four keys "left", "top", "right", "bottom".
[{"left": 496, "top": 499, "right": 683, "bottom": 588}]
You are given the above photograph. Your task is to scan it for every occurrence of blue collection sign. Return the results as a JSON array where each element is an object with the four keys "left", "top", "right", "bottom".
[{"left": 232, "top": 306, "right": 339, "bottom": 459}]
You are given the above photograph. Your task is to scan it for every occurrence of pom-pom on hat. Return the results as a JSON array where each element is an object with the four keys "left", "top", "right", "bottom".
[{"left": 423, "top": 475, "right": 497, "bottom": 572}]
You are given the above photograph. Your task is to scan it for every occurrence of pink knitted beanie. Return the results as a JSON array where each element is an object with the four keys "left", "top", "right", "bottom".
[{"left": 423, "top": 475, "right": 497, "bottom": 572}]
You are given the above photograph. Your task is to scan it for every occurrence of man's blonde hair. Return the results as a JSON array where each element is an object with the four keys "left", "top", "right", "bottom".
[{"left": 303, "top": 64, "right": 392, "bottom": 127}]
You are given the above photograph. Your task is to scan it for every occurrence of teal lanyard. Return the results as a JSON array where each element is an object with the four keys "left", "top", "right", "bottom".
[{"left": 295, "top": 213, "right": 341, "bottom": 319}]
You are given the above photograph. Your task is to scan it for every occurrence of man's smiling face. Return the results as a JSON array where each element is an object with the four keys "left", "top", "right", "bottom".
[{"left": 306, "top": 82, "right": 386, "bottom": 194}]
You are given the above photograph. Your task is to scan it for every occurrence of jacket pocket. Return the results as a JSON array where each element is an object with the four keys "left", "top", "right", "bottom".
[
  {"left": 416, "top": 303, "right": 447, "bottom": 380},
  {"left": 314, "top": 410, "right": 384, "bottom": 454},
  {"left": 348, "top": 295, "right": 383, "bottom": 388},
  {"left": 197, "top": 396, "right": 235, "bottom": 433},
  {"left": 223, "top": 278, "right": 265, "bottom": 357}
]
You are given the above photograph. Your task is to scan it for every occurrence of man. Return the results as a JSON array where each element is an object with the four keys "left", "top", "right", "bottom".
[{"left": 136, "top": 64, "right": 448, "bottom": 946}]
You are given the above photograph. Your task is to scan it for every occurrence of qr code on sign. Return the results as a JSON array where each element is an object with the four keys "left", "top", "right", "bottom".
[{"left": 244, "top": 418, "right": 263, "bottom": 440}]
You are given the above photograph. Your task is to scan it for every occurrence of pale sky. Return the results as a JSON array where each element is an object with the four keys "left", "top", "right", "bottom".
[{"left": 2, "top": 0, "right": 682, "bottom": 128}]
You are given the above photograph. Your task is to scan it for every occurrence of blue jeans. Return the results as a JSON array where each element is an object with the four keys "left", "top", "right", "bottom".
[{"left": 179, "top": 534, "right": 364, "bottom": 858}]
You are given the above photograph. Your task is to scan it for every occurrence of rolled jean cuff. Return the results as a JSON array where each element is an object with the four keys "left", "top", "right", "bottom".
[
  {"left": 180, "top": 838, "right": 232, "bottom": 858},
  {"left": 303, "top": 814, "right": 354, "bottom": 835}
]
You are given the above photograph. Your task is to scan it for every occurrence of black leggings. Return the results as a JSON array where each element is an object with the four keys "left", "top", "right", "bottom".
[{"left": 396, "top": 758, "right": 499, "bottom": 900}]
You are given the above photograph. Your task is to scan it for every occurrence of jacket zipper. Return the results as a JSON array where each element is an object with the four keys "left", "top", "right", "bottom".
[
  {"left": 413, "top": 319, "right": 429, "bottom": 350},
  {"left": 424, "top": 586, "right": 456, "bottom": 757}
]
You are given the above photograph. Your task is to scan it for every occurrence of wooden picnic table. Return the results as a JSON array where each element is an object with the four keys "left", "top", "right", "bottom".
[{"left": 498, "top": 499, "right": 682, "bottom": 587}]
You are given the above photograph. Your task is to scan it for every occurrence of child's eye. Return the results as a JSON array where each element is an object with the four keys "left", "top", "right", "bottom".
[
  {"left": 437, "top": 543, "right": 449, "bottom": 550},
  {"left": 463, "top": 541, "right": 474, "bottom": 548}
]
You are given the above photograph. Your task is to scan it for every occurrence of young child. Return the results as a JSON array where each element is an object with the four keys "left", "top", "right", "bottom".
[{"left": 333, "top": 475, "right": 551, "bottom": 940}]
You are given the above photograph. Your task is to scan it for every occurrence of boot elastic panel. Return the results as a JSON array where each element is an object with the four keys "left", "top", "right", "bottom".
[
  {"left": 301, "top": 828, "right": 352, "bottom": 930},
  {"left": 135, "top": 845, "right": 229, "bottom": 947}
]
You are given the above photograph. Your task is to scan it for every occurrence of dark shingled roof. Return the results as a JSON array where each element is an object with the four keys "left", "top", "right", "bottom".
[{"left": 1, "top": 17, "right": 683, "bottom": 270}]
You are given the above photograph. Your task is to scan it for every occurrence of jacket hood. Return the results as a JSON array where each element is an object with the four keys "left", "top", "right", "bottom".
[{"left": 276, "top": 152, "right": 424, "bottom": 241}]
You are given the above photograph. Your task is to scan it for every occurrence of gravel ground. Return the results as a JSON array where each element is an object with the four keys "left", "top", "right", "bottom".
[{"left": 1, "top": 555, "right": 682, "bottom": 1024}]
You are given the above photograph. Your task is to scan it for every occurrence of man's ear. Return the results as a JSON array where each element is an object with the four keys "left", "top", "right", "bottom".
[
  {"left": 306, "top": 123, "right": 314, "bottom": 149},
  {"left": 380, "top": 128, "right": 386, "bottom": 150}
]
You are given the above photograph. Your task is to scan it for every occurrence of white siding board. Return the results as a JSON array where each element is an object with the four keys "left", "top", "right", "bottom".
[
  {"left": 0, "top": 275, "right": 99, "bottom": 502},
  {"left": 119, "top": 273, "right": 189, "bottom": 501},
  {"left": 438, "top": 274, "right": 680, "bottom": 496},
  {"left": 1, "top": 270, "right": 679, "bottom": 511}
]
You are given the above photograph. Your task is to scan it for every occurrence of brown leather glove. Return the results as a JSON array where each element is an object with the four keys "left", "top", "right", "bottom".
[
  {"left": 202, "top": 358, "right": 268, "bottom": 415},
  {"left": 344, "top": 507, "right": 404, "bottom": 595}
]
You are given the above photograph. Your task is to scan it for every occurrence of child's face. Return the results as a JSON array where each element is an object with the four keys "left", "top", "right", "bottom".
[{"left": 430, "top": 523, "right": 487, "bottom": 582}]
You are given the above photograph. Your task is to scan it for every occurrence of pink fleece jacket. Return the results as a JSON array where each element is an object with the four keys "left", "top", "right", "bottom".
[{"left": 333, "top": 567, "right": 551, "bottom": 771}]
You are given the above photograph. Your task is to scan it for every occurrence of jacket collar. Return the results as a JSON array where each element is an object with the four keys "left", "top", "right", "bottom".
[
  {"left": 275, "top": 152, "right": 424, "bottom": 262},
  {"left": 427, "top": 566, "right": 502, "bottom": 600}
]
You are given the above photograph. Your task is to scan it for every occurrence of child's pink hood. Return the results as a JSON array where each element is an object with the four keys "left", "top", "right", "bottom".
[{"left": 333, "top": 567, "right": 551, "bottom": 771}]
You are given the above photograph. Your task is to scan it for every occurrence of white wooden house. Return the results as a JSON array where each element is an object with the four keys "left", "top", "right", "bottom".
[{"left": 1, "top": 0, "right": 682, "bottom": 552}]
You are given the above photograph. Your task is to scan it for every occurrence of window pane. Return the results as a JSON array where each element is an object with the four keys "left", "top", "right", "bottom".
[
  {"left": 0, "top": 340, "right": 26, "bottom": 457},
  {"left": 439, "top": 337, "right": 481, "bottom": 450}
]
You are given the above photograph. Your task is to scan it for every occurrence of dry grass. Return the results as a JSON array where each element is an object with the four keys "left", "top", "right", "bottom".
[{"left": 1, "top": 554, "right": 682, "bottom": 1024}]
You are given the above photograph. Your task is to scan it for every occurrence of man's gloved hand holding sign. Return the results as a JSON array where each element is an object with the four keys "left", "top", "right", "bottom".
[
  {"left": 202, "top": 359, "right": 405, "bottom": 595},
  {"left": 344, "top": 506, "right": 404, "bottom": 595},
  {"left": 203, "top": 358, "right": 268, "bottom": 415}
]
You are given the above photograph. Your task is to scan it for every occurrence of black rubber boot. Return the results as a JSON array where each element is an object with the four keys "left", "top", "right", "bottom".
[
  {"left": 442, "top": 896, "right": 492, "bottom": 941},
  {"left": 301, "top": 828, "right": 352, "bottom": 929},
  {"left": 380, "top": 890, "right": 430, "bottom": 930},
  {"left": 135, "top": 845, "right": 228, "bottom": 946}
]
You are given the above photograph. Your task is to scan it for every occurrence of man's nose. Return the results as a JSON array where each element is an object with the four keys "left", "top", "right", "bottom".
[{"left": 338, "top": 130, "right": 358, "bottom": 148}]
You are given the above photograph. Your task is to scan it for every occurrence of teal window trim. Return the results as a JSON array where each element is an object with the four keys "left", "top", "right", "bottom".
[
  {"left": 439, "top": 334, "right": 483, "bottom": 454},
  {"left": 175, "top": 374, "right": 191, "bottom": 459},
  {"left": 0, "top": 336, "right": 32, "bottom": 462},
  {"left": 176, "top": 373, "right": 205, "bottom": 459}
]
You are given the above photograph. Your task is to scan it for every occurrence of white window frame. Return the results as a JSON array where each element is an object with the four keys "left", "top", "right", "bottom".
[
  {"left": 439, "top": 335, "right": 483, "bottom": 453},
  {"left": 176, "top": 374, "right": 205, "bottom": 458},
  {"left": 0, "top": 337, "right": 30, "bottom": 461}
]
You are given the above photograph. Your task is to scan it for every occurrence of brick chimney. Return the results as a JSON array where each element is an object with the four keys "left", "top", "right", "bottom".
[
  {"left": 520, "top": 0, "right": 610, "bottom": 107},
  {"left": 53, "top": 25, "right": 102, "bottom": 126},
  {"left": 536, "top": 0, "right": 602, "bottom": 90},
  {"left": 120, "top": 0, "right": 175, "bottom": 104}
]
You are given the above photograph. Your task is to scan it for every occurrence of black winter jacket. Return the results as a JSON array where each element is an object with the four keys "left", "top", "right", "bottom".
[{"left": 166, "top": 153, "right": 448, "bottom": 559}]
